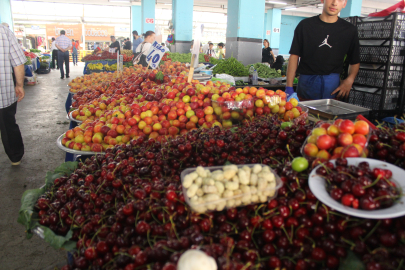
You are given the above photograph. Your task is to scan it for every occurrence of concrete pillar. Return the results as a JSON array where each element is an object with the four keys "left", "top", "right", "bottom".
[
  {"left": 226, "top": 0, "right": 266, "bottom": 65},
  {"left": 141, "top": 0, "right": 155, "bottom": 33},
  {"left": 340, "top": 0, "right": 363, "bottom": 18},
  {"left": 263, "top": 9, "right": 281, "bottom": 55},
  {"left": 172, "top": 0, "right": 194, "bottom": 53},
  {"left": 131, "top": 5, "right": 142, "bottom": 36},
  {"left": 0, "top": 0, "right": 14, "bottom": 31}
]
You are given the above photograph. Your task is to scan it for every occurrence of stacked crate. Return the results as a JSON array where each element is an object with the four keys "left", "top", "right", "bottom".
[{"left": 344, "top": 13, "right": 405, "bottom": 119}]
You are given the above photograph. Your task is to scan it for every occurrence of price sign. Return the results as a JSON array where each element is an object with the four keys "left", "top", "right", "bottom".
[
  {"left": 273, "top": 28, "right": 280, "bottom": 33},
  {"left": 109, "top": 47, "right": 116, "bottom": 53},
  {"left": 145, "top": 41, "right": 166, "bottom": 69},
  {"left": 266, "top": 30, "right": 271, "bottom": 35}
]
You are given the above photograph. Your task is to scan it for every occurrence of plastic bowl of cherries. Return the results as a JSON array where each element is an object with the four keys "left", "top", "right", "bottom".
[{"left": 309, "top": 158, "right": 405, "bottom": 219}]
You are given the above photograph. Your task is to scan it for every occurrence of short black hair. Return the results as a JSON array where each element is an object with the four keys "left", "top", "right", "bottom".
[
  {"left": 52, "top": 37, "right": 55, "bottom": 41},
  {"left": 60, "top": 30, "right": 65, "bottom": 35},
  {"left": 218, "top": 42, "right": 225, "bottom": 48},
  {"left": 110, "top": 36, "right": 115, "bottom": 39},
  {"left": 209, "top": 43, "right": 214, "bottom": 46},
  {"left": 72, "top": 39, "right": 74, "bottom": 41},
  {"left": 161, "top": 43, "right": 165, "bottom": 46},
  {"left": 132, "top": 30, "right": 138, "bottom": 35}
]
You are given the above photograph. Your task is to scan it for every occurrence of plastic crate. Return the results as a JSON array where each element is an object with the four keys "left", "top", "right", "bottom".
[
  {"left": 356, "top": 13, "right": 405, "bottom": 40},
  {"left": 342, "top": 16, "right": 357, "bottom": 26},
  {"left": 354, "top": 67, "right": 403, "bottom": 88},
  {"left": 348, "top": 86, "right": 399, "bottom": 111},
  {"left": 359, "top": 45, "right": 405, "bottom": 64}
]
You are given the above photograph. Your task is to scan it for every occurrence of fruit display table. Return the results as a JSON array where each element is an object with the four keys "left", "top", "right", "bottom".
[
  {"left": 83, "top": 60, "right": 117, "bottom": 75},
  {"left": 17, "top": 60, "right": 405, "bottom": 270}
]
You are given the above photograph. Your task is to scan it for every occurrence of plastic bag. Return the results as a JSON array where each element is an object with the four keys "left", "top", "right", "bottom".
[
  {"left": 287, "top": 92, "right": 299, "bottom": 102},
  {"left": 215, "top": 74, "right": 235, "bottom": 85}
]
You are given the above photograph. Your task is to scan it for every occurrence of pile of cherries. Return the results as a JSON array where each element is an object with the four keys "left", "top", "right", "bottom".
[
  {"left": 367, "top": 122, "right": 405, "bottom": 168},
  {"left": 33, "top": 117, "right": 405, "bottom": 270},
  {"left": 316, "top": 158, "right": 400, "bottom": 210}
]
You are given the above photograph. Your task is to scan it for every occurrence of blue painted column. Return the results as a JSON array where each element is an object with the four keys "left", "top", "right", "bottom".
[
  {"left": 340, "top": 0, "right": 363, "bottom": 18},
  {"left": 226, "top": 0, "right": 266, "bottom": 65},
  {"left": 172, "top": 0, "right": 194, "bottom": 53},
  {"left": 264, "top": 9, "right": 281, "bottom": 55},
  {"left": 0, "top": 0, "right": 13, "bottom": 31},
  {"left": 131, "top": 5, "right": 142, "bottom": 36},
  {"left": 141, "top": 0, "right": 155, "bottom": 33}
]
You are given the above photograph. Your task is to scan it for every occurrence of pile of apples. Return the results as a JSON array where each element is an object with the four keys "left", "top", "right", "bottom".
[{"left": 303, "top": 119, "right": 370, "bottom": 160}]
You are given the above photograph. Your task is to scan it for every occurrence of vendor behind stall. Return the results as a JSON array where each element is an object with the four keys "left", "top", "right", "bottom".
[
  {"left": 286, "top": 0, "right": 360, "bottom": 101},
  {"left": 262, "top": 39, "right": 275, "bottom": 65},
  {"left": 106, "top": 36, "right": 120, "bottom": 55}
]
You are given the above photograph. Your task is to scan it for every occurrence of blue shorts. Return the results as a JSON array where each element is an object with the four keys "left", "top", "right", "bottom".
[{"left": 296, "top": 73, "right": 340, "bottom": 100}]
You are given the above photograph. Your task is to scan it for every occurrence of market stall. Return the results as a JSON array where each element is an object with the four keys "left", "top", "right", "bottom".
[{"left": 16, "top": 15, "right": 405, "bottom": 270}]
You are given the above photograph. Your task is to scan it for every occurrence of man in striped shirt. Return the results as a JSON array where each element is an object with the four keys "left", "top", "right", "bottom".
[
  {"left": 0, "top": 24, "right": 27, "bottom": 165},
  {"left": 55, "top": 30, "right": 72, "bottom": 79}
]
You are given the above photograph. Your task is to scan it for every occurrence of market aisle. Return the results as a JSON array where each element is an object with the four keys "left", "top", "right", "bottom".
[{"left": 0, "top": 63, "right": 84, "bottom": 270}]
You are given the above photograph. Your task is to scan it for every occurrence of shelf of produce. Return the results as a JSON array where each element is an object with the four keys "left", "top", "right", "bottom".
[{"left": 56, "top": 134, "right": 105, "bottom": 155}]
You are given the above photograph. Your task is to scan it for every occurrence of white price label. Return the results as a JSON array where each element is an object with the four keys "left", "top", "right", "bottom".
[
  {"left": 109, "top": 48, "right": 117, "bottom": 53},
  {"left": 145, "top": 41, "right": 166, "bottom": 69}
]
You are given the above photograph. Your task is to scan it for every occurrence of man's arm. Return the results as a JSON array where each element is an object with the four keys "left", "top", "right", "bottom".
[
  {"left": 55, "top": 43, "right": 64, "bottom": 52},
  {"left": 13, "top": 64, "right": 25, "bottom": 102},
  {"left": 286, "top": 54, "right": 300, "bottom": 87},
  {"left": 331, "top": 63, "right": 360, "bottom": 99}
]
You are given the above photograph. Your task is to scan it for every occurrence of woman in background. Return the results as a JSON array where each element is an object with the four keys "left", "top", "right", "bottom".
[{"left": 262, "top": 39, "right": 275, "bottom": 65}]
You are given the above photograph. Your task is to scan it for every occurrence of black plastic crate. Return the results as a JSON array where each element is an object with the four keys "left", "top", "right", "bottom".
[
  {"left": 348, "top": 87, "right": 399, "bottom": 111},
  {"left": 359, "top": 45, "right": 405, "bottom": 64},
  {"left": 356, "top": 13, "right": 405, "bottom": 40},
  {"left": 342, "top": 16, "right": 357, "bottom": 26},
  {"left": 354, "top": 67, "right": 403, "bottom": 88}
]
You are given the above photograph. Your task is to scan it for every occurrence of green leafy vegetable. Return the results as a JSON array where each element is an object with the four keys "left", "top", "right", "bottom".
[
  {"left": 213, "top": 57, "right": 249, "bottom": 77},
  {"left": 246, "top": 63, "right": 281, "bottom": 78}
]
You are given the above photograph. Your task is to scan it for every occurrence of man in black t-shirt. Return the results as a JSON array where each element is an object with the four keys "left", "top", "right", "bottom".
[
  {"left": 108, "top": 36, "right": 121, "bottom": 55},
  {"left": 124, "top": 38, "right": 132, "bottom": 50},
  {"left": 286, "top": 0, "right": 360, "bottom": 100}
]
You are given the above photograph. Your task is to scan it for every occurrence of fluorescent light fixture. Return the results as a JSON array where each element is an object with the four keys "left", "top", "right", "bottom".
[
  {"left": 285, "top": 7, "right": 297, "bottom": 10},
  {"left": 108, "top": 0, "right": 130, "bottom": 2},
  {"left": 267, "top": 1, "right": 287, "bottom": 5}
]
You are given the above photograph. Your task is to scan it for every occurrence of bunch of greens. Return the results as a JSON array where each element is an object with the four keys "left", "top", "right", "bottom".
[
  {"left": 247, "top": 63, "right": 281, "bottom": 78},
  {"left": 41, "top": 56, "right": 50, "bottom": 60},
  {"left": 235, "top": 80, "right": 248, "bottom": 86},
  {"left": 165, "top": 52, "right": 205, "bottom": 63},
  {"left": 212, "top": 57, "right": 249, "bottom": 77},
  {"left": 30, "top": 49, "right": 41, "bottom": 53},
  {"left": 24, "top": 56, "right": 32, "bottom": 65},
  {"left": 210, "top": 57, "right": 222, "bottom": 65}
]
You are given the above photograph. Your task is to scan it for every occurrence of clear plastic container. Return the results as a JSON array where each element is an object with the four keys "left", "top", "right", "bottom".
[
  {"left": 180, "top": 164, "right": 283, "bottom": 213},
  {"left": 212, "top": 99, "right": 254, "bottom": 127}
]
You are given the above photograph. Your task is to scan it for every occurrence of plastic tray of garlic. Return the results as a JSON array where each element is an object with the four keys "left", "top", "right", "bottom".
[{"left": 180, "top": 164, "right": 283, "bottom": 213}]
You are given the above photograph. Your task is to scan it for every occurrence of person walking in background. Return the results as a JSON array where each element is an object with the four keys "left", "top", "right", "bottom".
[
  {"left": 124, "top": 38, "right": 132, "bottom": 50},
  {"left": 202, "top": 41, "right": 211, "bottom": 55},
  {"left": 0, "top": 24, "right": 27, "bottom": 165},
  {"left": 205, "top": 43, "right": 216, "bottom": 58},
  {"left": 217, "top": 43, "right": 225, "bottom": 59},
  {"left": 132, "top": 31, "right": 143, "bottom": 54},
  {"left": 51, "top": 37, "right": 59, "bottom": 69},
  {"left": 71, "top": 39, "right": 79, "bottom": 66},
  {"left": 55, "top": 30, "right": 72, "bottom": 79},
  {"left": 262, "top": 39, "right": 276, "bottom": 66}
]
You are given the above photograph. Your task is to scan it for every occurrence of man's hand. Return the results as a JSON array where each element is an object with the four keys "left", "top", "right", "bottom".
[
  {"left": 331, "top": 78, "right": 354, "bottom": 99},
  {"left": 15, "top": 86, "right": 25, "bottom": 102}
]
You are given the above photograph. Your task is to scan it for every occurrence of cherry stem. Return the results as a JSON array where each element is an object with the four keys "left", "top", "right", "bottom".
[
  {"left": 363, "top": 175, "right": 381, "bottom": 189},
  {"left": 321, "top": 204, "right": 330, "bottom": 223},
  {"left": 240, "top": 262, "right": 252, "bottom": 270},
  {"left": 362, "top": 220, "right": 381, "bottom": 242},
  {"left": 281, "top": 226, "right": 293, "bottom": 245},
  {"left": 305, "top": 235, "right": 316, "bottom": 248},
  {"left": 286, "top": 144, "right": 294, "bottom": 159},
  {"left": 280, "top": 256, "right": 297, "bottom": 265},
  {"left": 341, "top": 237, "right": 355, "bottom": 247}
]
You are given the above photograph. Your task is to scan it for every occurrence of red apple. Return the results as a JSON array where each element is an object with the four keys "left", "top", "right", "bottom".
[
  {"left": 342, "top": 145, "right": 360, "bottom": 158},
  {"left": 354, "top": 120, "right": 370, "bottom": 135},
  {"left": 107, "top": 129, "right": 118, "bottom": 138},
  {"left": 168, "top": 126, "right": 179, "bottom": 135},
  {"left": 352, "top": 134, "right": 367, "bottom": 148}
]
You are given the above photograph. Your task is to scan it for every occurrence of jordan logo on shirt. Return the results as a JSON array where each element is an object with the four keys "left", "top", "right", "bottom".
[{"left": 319, "top": 35, "right": 332, "bottom": 48}]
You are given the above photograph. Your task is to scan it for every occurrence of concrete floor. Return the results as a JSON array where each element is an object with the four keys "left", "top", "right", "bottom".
[{"left": 0, "top": 63, "right": 85, "bottom": 270}]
